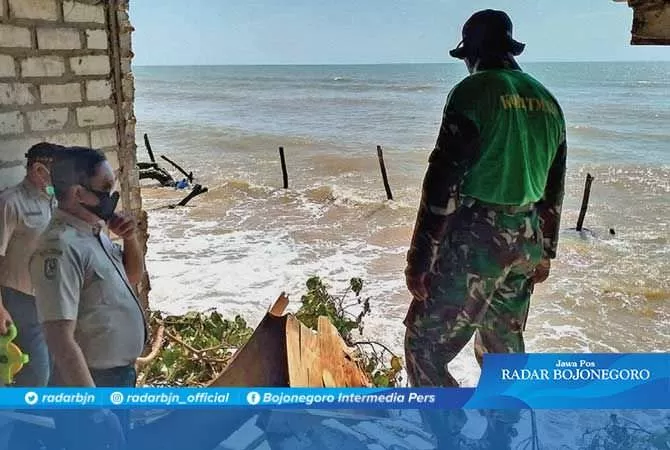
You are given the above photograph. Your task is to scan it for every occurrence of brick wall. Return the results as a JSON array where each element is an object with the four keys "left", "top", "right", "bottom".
[{"left": 0, "top": 0, "right": 149, "bottom": 308}]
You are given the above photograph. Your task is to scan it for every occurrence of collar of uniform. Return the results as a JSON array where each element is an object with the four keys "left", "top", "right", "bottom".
[
  {"left": 21, "top": 177, "right": 50, "bottom": 200},
  {"left": 54, "top": 209, "right": 105, "bottom": 235}
]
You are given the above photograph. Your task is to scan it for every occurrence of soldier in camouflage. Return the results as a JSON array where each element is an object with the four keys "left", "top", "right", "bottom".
[
  {"left": 404, "top": 7, "right": 566, "bottom": 389},
  {"left": 404, "top": 9, "right": 566, "bottom": 447}
]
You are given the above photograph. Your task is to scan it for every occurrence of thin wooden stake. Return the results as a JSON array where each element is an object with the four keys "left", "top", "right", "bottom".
[
  {"left": 279, "top": 146, "right": 289, "bottom": 189},
  {"left": 143, "top": 133, "right": 156, "bottom": 164},
  {"left": 161, "top": 155, "right": 194, "bottom": 183},
  {"left": 576, "top": 173, "right": 594, "bottom": 232},
  {"left": 377, "top": 145, "right": 393, "bottom": 201}
]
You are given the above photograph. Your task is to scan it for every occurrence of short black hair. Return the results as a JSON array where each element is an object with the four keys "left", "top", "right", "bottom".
[
  {"left": 51, "top": 147, "right": 108, "bottom": 201},
  {"left": 25, "top": 142, "right": 67, "bottom": 168}
]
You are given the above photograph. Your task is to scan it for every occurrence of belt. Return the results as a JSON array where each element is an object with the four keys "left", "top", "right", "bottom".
[{"left": 462, "top": 197, "right": 536, "bottom": 214}]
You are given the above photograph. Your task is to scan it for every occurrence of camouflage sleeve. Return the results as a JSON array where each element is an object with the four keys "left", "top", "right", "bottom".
[
  {"left": 406, "top": 108, "right": 481, "bottom": 275},
  {"left": 537, "top": 139, "right": 567, "bottom": 259}
]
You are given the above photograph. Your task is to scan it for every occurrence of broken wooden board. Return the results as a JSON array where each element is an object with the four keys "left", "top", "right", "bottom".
[
  {"left": 208, "top": 296, "right": 290, "bottom": 387},
  {"left": 285, "top": 315, "right": 369, "bottom": 387},
  {"left": 210, "top": 295, "right": 370, "bottom": 388}
]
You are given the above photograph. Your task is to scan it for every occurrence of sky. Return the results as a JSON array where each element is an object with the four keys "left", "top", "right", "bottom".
[{"left": 130, "top": 0, "right": 669, "bottom": 65}]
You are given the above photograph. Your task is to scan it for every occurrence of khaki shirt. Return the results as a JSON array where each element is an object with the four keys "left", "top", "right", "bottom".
[
  {"left": 0, "top": 179, "right": 56, "bottom": 295},
  {"left": 30, "top": 210, "right": 147, "bottom": 370}
]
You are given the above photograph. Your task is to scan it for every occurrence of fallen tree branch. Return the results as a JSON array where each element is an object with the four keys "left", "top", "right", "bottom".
[
  {"left": 164, "top": 328, "right": 201, "bottom": 354},
  {"left": 136, "top": 324, "right": 165, "bottom": 368},
  {"left": 352, "top": 340, "right": 397, "bottom": 357}
]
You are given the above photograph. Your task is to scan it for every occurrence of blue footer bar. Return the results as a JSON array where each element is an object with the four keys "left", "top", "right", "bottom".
[{"left": 3, "top": 353, "right": 668, "bottom": 410}]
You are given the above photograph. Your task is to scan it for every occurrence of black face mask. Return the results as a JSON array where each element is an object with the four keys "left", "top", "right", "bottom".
[{"left": 83, "top": 189, "right": 120, "bottom": 222}]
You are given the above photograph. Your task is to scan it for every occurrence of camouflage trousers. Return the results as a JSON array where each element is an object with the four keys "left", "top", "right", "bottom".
[{"left": 404, "top": 200, "right": 544, "bottom": 387}]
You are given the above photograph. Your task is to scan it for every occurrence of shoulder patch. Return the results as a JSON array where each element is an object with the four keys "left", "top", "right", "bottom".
[{"left": 44, "top": 257, "right": 58, "bottom": 280}]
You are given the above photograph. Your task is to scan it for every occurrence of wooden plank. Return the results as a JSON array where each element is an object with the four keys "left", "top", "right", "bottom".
[
  {"left": 318, "top": 317, "right": 369, "bottom": 387},
  {"left": 318, "top": 317, "right": 347, "bottom": 386},
  {"left": 303, "top": 319, "right": 322, "bottom": 387},
  {"left": 285, "top": 315, "right": 368, "bottom": 387},
  {"left": 209, "top": 313, "right": 289, "bottom": 387},
  {"left": 269, "top": 293, "right": 289, "bottom": 317},
  {"left": 322, "top": 370, "right": 337, "bottom": 388},
  {"left": 285, "top": 315, "right": 313, "bottom": 386},
  {"left": 211, "top": 296, "right": 368, "bottom": 388}
]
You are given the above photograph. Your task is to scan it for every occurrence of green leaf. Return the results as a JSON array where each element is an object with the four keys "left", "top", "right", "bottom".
[
  {"left": 350, "top": 278, "right": 363, "bottom": 296},
  {"left": 306, "top": 276, "right": 321, "bottom": 291},
  {"left": 390, "top": 356, "right": 402, "bottom": 372}
]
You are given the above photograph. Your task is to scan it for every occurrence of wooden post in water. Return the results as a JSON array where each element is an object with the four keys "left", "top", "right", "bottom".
[
  {"left": 576, "top": 173, "right": 594, "bottom": 232},
  {"left": 161, "top": 155, "right": 194, "bottom": 183},
  {"left": 279, "top": 146, "right": 289, "bottom": 189},
  {"left": 377, "top": 145, "right": 393, "bottom": 201},
  {"left": 168, "top": 184, "right": 208, "bottom": 209},
  {"left": 143, "top": 133, "right": 157, "bottom": 164}
]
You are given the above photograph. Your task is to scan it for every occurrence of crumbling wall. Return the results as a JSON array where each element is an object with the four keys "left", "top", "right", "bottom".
[
  {"left": 620, "top": 0, "right": 670, "bottom": 45},
  {"left": 0, "top": 0, "right": 149, "bottom": 308}
]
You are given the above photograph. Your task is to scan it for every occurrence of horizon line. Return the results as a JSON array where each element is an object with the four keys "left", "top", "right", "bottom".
[{"left": 132, "top": 60, "right": 669, "bottom": 67}]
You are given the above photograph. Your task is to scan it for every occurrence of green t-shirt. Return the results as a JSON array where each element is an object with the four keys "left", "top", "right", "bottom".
[{"left": 447, "top": 69, "right": 566, "bottom": 205}]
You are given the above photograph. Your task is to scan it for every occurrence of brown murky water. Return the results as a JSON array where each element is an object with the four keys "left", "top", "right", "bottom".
[{"left": 134, "top": 63, "right": 669, "bottom": 387}]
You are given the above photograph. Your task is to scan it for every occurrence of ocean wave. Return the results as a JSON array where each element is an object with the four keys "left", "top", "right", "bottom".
[
  {"left": 568, "top": 124, "right": 669, "bottom": 141},
  {"left": 314, "top": 81, "right": 437, "bottom": 93}
]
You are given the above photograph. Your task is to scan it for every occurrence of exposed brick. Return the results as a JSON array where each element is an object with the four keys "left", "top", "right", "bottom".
[
  {"left": 0, "top": 56, "right": 15, "bottom": 77},
  {"left": 62, "top": 1, "right": 105, "bottom": 24},
  {"left": 121, "top": 76, "right": 134, "bottom": 101},
  {"left": 0, "top": 83, "right": 35, "bottom": 105},
  {"left": 43, "top": 131, "right": 89, "bottom": 147},
  {"left": 85, "top": 79, "right": 111, "bottom": 101},
  {"left": 0, "top": 111, "right": 24, "bottom": 135},
  {"left": 40, "top": 83, "right": 81, "bottom": 104},
  {"left": 21, "top": 56, "right": 65, "bottom": 77},
  {"left": 0, "top": 24, "right": 32, "bottom": 48},
  {"left": 27, "top": 108, "right": 69, "bottom": 131},
  {"left": 105, "top": 150, "right": 120, "bottom": 172},
  {"left": 70, "top": 55, "right": 110, "bottom": 76},
  {"left": 120, "top": 57, "right": 131, "bottom": 74},
  {"left": 91, "top": 127, "right": 117, "bottom": 148},
  {"left": 86, "top": 29, "right": 107, "bottom": 50},
  {"left": 129, "top": 185, "right": 142, "bottom": 210},
  {"left": 37, "top": 28, "right": 82, "bottom": 50},
  {"left": 124, "top": 119, "right": 135, "bottom": 143},
  {"left": 119, "top": 31, "right": 132, "bottom": 53},
  {"left": 1, "top": 137, "right": 35, "bottom": 162},
  {"left": 9, "top": 0, "right": 58, "bottom": 21},
  {"left": 77, "top": 105, "right": 115, "bottom": 126}
]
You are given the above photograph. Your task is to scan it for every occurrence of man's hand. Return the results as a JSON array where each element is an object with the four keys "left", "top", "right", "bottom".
[
  {"left": 108, "top": 214, "right": 137, "bottom": 240},
  {"left": 405, "top": 267, "right": 430, "bottom": 301},
  {"left": 531, "top": 258, "right": 551, "bottom": 284},
  {"left": 0, "top": 305, "right": 12, "bottom": 335}
]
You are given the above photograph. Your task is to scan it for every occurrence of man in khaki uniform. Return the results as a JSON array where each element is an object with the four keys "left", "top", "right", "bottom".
[
  {"left": 30, "top": 147, "right": 147, "bottom": 386},
  {"left": 30, "top": 147, "right": 147, "bottom": 447},
  {"left": 0, "top": 142, "right": 65, "bottom": 386}
]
